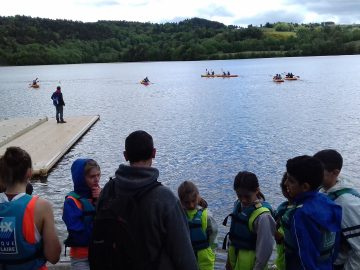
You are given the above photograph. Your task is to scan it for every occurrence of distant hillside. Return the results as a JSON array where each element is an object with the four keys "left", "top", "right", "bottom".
[{"left": 0, "top": 16, "right": 360, "bottom": 65}]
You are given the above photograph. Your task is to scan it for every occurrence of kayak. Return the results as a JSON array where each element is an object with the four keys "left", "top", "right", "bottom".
[
  {"left": 285, "top": 77, "right": 298, "bottom": 80},
  {"left": 30, "top": 84, "right": 40, "bottom": 88},
  {"left": 215, "top": 75, "right": 239, "bottom": 78},
  {"left": 140, "top": 80, "right": 149, "bottom": 85},
  {"left": 201, "top": 75, "right": 216, "bottom": 78},
  {"left": 273, "top": 79, "right": 284, "bottom": 83}
]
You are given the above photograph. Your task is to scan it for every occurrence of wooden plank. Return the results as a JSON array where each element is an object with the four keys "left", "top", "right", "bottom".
[
  {"left": 0, "top": 115, "right": 99, "bottom": 176},
  {"left": 0, "top": 117, "right": 48, "bottom": 147}
]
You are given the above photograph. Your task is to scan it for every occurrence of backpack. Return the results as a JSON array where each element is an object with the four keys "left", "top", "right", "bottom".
[
  {"left": 52, "top": 94, "right": 59, "bottom": 106},
  {"left": 89, "top": 178, "right": 161, "bottom": 270}
]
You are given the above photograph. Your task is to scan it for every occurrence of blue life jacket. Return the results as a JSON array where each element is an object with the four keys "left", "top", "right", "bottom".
[
  {"left": 223, "top": 201, "right": 273, "bottom": 251},
  {"left": 187, "top": 209, "right": 209, "bottom": 252},
  {"left": 64, "top": 191, "right": 95, "bottom": 247},
  {"left": 0, "top": 194, "right": 45, "bottom": 270}
]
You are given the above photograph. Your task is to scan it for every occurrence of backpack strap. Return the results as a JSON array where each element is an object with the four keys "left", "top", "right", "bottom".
[{"left": 328, "top": 188, "right": 360, "bottom": 201}]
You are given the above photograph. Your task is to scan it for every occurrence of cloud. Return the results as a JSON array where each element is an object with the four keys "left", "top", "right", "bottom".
[
  {"left": 197, "top": 5, "right": 233, "bottom": 18},
  {"left": 162, "top": 16, "right": 189, "bottom": 23},
  {"left": 76, "top": 0, "right": 120, "bottom": 7},
  {"left": 283, "top": 0, "right": 360, "bottom": 23},
  {"left": 234, "top": 10, "right": 305, "bottom": 26}
]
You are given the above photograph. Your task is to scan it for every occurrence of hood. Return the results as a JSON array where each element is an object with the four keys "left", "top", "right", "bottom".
[
  {"left": 71, "top": 159, "right": 91, "bottom": 198},
  {"left": 296, "top": 191, "right": 342, "bottom": 232},
  {"left": 114, "top": 164, "right": 159, "bottom": 191}
]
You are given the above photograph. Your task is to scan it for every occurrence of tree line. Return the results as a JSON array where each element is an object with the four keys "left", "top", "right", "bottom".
[{"left": 0, "top": 15, "right": 360, "bottom": 65}]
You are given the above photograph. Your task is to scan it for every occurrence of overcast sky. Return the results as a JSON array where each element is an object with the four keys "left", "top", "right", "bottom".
[{"left": 2, "top": 0, "right": 360, "bottom": 26}]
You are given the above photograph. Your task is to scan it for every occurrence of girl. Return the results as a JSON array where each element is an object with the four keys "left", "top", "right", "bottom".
[
  {"left": 224, "top": 171, "right": 276, "bottom": 270},
  {"left": 62, "top": 159, "right": 101, "bottom": 270},
  {"left": 0, "top": 146, "right": 61, "bottom": 269},
  {"left": 178, "top": 181, "right": 218, "bottom": 270}
]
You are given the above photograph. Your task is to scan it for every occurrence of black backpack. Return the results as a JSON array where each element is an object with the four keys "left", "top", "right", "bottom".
[{"left": 89, "top": 178, "right": 161, "bottom": 270}]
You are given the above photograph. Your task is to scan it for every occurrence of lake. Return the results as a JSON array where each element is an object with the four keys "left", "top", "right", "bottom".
[{"left": 1, "top": 55, "right": 360, "bottom": 267}]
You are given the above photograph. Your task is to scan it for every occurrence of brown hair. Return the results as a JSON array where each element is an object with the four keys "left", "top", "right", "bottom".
[
  {"left": 0, "top": 147, "right": 32, "bottom": 188},
  {"left": 178, "top": 181, "right": 199, "bottom": 202},
  {"left": 84, "top": 159, "right": 100, "bottom": 176}
]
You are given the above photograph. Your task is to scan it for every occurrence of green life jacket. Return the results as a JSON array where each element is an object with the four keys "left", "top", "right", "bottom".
[
  {"left": 187, "top": 209, "right": 210, "bottom": 252},
  {"left": 327, "top": 188, "right": 360, "bottom": 201}
]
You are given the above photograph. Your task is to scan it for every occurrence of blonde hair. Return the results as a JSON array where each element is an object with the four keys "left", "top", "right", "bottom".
[{"left": 84, "top": 159, "right": 100, "bottom": 176}]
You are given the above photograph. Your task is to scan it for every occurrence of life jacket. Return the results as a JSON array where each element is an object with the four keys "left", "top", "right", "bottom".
[
  {"left": 64, "top": 191, "right": 95, "bottom": 248},
  {"left": 0, "top": 194, "right": 46, "bottom": 270},
  {"left": 187, "top": 209, "right": 210, "bottom": 252},
  {"left": 282, "top": 203, "right": 337, "bottom": 263},
  {"left": 327, "top": 188, "right": 360, "bottom": 201},
  {"left": 223, "top": 201, "right": 273, "bottom": 251}
]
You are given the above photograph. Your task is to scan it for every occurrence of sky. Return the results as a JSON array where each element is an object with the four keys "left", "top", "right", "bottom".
[{"left": 1, "top": 0, "right": 360, "bottom": 26}]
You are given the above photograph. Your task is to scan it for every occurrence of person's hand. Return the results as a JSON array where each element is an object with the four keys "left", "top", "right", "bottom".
[
  {"left": 92, "top": 185, "right": 101, "bottom": 199},
  {"left": 198, "top": 197, "right": 208, "bottom": 208},
  {"left": 274, "top": 231, "right": 284, "bottom": 244}
]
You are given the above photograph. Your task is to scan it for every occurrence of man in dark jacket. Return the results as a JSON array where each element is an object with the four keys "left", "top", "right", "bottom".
[
  {"left": 94, "top": 130, "right": 198, "bottom": 270},
  {"left": 51, "top": 86, "right": 66, "bottom": 123}
]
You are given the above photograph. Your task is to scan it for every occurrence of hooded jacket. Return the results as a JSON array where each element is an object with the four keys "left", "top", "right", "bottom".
[
  {"left": 62, "top": 159, "right": 95, "bottom": 249},
  {"left": 51, "top": 90, "right": 65, "bottom": 106},
  {"left": 286, "top": 191, "right": 342, "bottom": 270},
  {"left": 97, "top": 164, "right": 198, "bottom": 270}
]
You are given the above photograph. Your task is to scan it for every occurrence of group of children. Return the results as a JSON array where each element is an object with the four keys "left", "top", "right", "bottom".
[
  {"left": 177, "top": 149, "right": 360, "bottom": 270},
  {"left": 1, "top": 146, "right": 359, "bottom": 270}
]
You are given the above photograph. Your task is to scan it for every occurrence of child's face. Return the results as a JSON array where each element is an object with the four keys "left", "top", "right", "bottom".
[
  {"left": 235, "top": 188, "right": 259, "bottom": 207},
  {"left": 284, "top": 173, "right": 307, "bottom": 198},
  {"left": 181, "top": 193, "right": 199, "bottom": 210},
  {"left": 322, "top": 169, "right": 338, "bottom": 190},
  {"left": 85, "top": 168, "right": 100, "bottom": 189}
]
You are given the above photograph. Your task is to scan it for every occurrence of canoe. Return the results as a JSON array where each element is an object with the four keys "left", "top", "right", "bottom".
[
  {"left": 285, "top": 77, "right": 298, "bottom": 80},
  {"left": 215, "top": 75, "right": 239, "bottom": 78},
  {"left": 30, "top": 84, "right": 40, "bottom": 88},
  {"left": 140, "top": 80, "right": 149, "bottom": 85},
  {"left": 201, "top": 75, "right": 216, "bottom": 78},
  {"left": 273, "top": 79, "right": 284, "bottom": 83}
]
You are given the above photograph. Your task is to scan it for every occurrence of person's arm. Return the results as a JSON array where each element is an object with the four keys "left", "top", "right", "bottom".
[
  {"left": 206, "top": 209, "right": 218, "bottom": 248},
  {"left": 164, "top": 199, "right": 198, "bottom": 270},
  {"left": 36, "top": 198, "right": 61, "bottom": 264},
  {"left": 253, "top": 212, "right": 276, "bottom": 270}
]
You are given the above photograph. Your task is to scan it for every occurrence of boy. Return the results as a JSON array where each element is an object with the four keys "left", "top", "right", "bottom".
[
  {"left": 284, "top": 155, "right": 342, "bottom": 270},
  {"left": 315, "top": 149, "right": 360, "bottom": 270}
]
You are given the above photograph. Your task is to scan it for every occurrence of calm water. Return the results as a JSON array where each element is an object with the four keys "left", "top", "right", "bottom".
[{"left": 1, "top": 55, "right": 360, "bottom": 267}]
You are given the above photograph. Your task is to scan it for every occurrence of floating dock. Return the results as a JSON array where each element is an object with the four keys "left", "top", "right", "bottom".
[{"left": 0, "top": 115, "right": 99, "bottom": 176}]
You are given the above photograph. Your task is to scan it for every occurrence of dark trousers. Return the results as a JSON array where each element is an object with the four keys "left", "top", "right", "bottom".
[{"left": 55, "top": 105, "right": 64, "bottom": 122}]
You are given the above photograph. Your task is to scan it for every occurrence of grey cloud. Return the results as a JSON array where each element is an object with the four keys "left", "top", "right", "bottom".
[
  {"left": 284, "top": 0, "right": 360, "bottom": 22},
  {"left": 197, "top": 5, "right": 234, "bottom": 18},
  {"left": 161, "top": 17, "right": 189, "bottom": 23},
  {"left": 234, "top": 10, "right": 305, "bottom": 26}
]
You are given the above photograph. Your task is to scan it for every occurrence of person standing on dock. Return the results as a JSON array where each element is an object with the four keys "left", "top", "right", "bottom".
[
  {"left": 63, "top": 159, "right": 101, "bottom": 270},
  {"left": 51, "top": 86, "right": 66, "bottom": 123},
  {"left": 0, "top": 146, "right": 61, "bottom": 269}
]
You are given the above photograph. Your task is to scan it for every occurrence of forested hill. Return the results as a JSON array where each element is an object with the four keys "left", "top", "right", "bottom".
[{"left": 1, "top": 15, "right": 360, "bottom": 65}]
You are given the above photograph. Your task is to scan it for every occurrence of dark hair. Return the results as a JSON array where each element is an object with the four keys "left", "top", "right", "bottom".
[
  {"left": 125, "top": 130, "right": 154, "bottom": 163},
  {"left": 280, "top": 172, "right": 289, "bottom": 199},
  {"left": 57, "top": 86, "right": 61, "bottom": 90},
  {"left": 286, "top": 155, "right": 323, "bottom": 190},
  {"left": 0, "top": 147, "right": 32, "bottom": 187},
  {"left": 234, "top": 171, "right": 265, "bottom": 200},
  {"left": 314, "top": 149, "right": 343, "bottom": 172},
  {"left": 84, "top": 159, "right": 100, "bottom": 176},
  {"left": 178, "top": 181, "right": 199, "bottom": 202}
]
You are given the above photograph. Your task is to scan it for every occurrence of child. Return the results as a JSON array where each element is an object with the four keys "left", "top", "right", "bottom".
[
  {"left": 63, "top": 159, "right": 101, "bottom": 270},
  {"left": 284, "top": 155, "right": 342, "bottom": 270},
  {"left": 274, "top": 173, "right": 295, "bottom": 270},
  {"left": 0, "top": 146, "right": 61, "bottom": 269},
  {"left": 314, "top": 149, "right": 360, "bottom": 270},
  {"left": 223, "top": 171, "right": 276, "bottom": 270},
  {"left": 178, "top": 181, "right": 218, "bottom": 270}
]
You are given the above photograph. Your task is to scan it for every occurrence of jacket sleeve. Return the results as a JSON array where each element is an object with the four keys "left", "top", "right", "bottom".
[
  {"left": 62, "top": 198, "right": 85, "bottom": 231},
  {"left": 253, "top": 212, "right": 276, "bottom": 270},
  {"left": 164, "top": 200, "right": 199, "bottom": 270},
  {"left": 206, "top": 209, "right": 218, "bottom": 248},
  {"left": 292, "top": 209, "right": 319, "bottom": 270}
]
